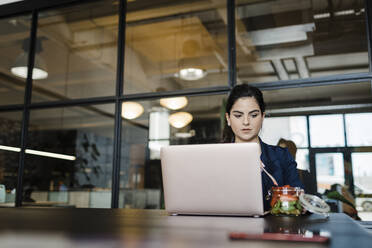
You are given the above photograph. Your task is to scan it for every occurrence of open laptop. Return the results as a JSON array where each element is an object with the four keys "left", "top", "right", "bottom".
[{"left": 160, "top": 142, "right": 264, "bottom": 216}]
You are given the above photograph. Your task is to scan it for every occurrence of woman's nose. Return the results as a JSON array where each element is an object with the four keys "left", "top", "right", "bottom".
[{"left": 243, "top": 115, "right": 249, "bottom": 125}]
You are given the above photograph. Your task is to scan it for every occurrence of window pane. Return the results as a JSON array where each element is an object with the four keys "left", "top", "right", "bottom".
[
  {"left": 315, "top": 153, "right": 344, "bottom": 194},
  {"left": 0, "top": 111, "right": 22, "bottom": 207},
  {"left": 236, "top": 0, "right": 368, "bottom": 83},
  {"left": 24, "top": 104, "right": 114, "bottom": 208},
  {"left": 352, "top": 153, "right": 372, "bottom": 193},
  {"left": 309, "top": 114, "right": 345, "bottom": 147},
  {"left": 120, "top": 94, "right": 224, "bottom": 208},
  {"left": 124, "top": 1, "right": 228, "bottom": 94},
  {"left": 346, "top": 113, "right": 372, "bottom": 147},
  {"left": 261, "top": 116, "right": 308, "bottom": 147},
  {"left": 297, "top": 149, "right": 309, "bottom": 171},
  {"left": 0, "top": 15, "right": 31, "bottom": 105},
  {"left": 352, "top": 153, "right": 372, "bottom": 217},
  {"left": 32, "top": 0, "right": 118, "bottom": 102},
  {"left": 264, "top": 82, "right": 372, "bottom": 112}
]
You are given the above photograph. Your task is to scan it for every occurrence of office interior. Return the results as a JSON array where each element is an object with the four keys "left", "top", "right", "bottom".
[{"left": 0, "top": 0, "right": 371, "bottom": 221}]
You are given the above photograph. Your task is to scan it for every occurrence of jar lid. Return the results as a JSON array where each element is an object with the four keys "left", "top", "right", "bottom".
[{"left": 299, "top": 194, "right": 330, "bottom": 215}]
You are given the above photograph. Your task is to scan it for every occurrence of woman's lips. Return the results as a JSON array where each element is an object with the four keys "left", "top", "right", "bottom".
[{"left": 241, "top": 128, "right": 252, "bottom": 132}]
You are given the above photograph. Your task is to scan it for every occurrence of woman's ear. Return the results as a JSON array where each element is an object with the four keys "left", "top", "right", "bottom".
[{"left": 225, "top": 113, "right": 231, "bottom": 126}]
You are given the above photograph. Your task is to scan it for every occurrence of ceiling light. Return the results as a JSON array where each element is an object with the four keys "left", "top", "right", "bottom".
[
  {"left": 0, "top": 144, "right": 75, "bottom": 161},
  {"left": 10, "top": 38, "right": 48, "bottom": 80},
  {"left": 160, "top": 96, "right": 188, "bottom": 110},
  {"left": 122, "top": 102, "right": 144, "bottom": 120},
  {"left": 11, "top": 53, "right": 48, "bottom": 80},
  {"left": 313, "top": 13, "right": 330, "bottom": 19},
  {"left": 168, "top": 112, "right": 193, "bottom": 128},
  {"left": 177, "top": 68, "right": 207, "bottom": 81},
  {"left": 175, "top": 130, "right": 195, "bottom": 138},
  {"left": 26, "top": 149, "right": 76, "bottom": 161},
  {"left": 334, "top": 9, "right": 355, "bottom": 16}
]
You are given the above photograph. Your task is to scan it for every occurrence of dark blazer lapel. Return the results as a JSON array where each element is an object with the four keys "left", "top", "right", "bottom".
[{"left": 259, "top": 138, "right": 274, "bottom": 174}]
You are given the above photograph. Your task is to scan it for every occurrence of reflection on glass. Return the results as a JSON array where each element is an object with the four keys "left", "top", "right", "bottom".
[
  {"left": 315, "top": 153, "right": 344, "bottom": 194},
  {"left": 24, "top": 104, "right": 114, "bottom": 208},
  {"left": 263, "top": 82, "right": 372, "bottom": 115},
  {"left": 120, "top": 94, "right": 225, "bottom": 208},
  {"left": 124, "top": 1, "right": 228, "bottom": 94},
  {"left": 346, "top": 113, "right": 372, "bottom": 147},
  {"left": 0, "top": 112, "right": 22, "bottom": 206},
  {"left": 310, "top": 115, "right": 345, "bottom": 147},
  {"left": 0, "top": 15, "right": 31, "bottom": 105},
  {"left": 261, "top": 116, "right": 308, "bottom": 147},
  {"left": 236, "top": 0, "right": 368, "bottom": 83},
  {"left": 32, "top": 0, "right": 118, "bottom": 102}
]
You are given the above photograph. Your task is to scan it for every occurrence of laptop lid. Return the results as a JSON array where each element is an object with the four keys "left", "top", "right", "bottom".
[{"left": 160, "top": 142, "right": 264, "bottom": 216}]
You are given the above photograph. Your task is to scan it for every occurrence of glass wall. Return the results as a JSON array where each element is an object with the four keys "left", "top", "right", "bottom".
[
  {"left": 23, "top": 104, "right": 115, "bottom": 208},
  {"left": 119, "top": 94, "right": 224, "bottom": 208},
  {"left": 124, "top": 0, "right": 228, "bottom": 94},
  {"left": 352, "top": 153, "right": 372, "bottom": 215},
  {"left": 261, "top": 116, "right": 309, "bottom": 171},
  {"left": 309, "top": 114, "right": 345, "bottom": 147},
  {"left": 315, "top": 152, "right": 345, "bottom": 194},
  {"left": 31, "top": 0, "right": 118, "bottom": 102},
  {"left": 236, "top": 0, "right": 368, "bottom": 83},
  {"left": 0, "top": 111, "right": 22, "bottom": 206},
  {"left": 0, "top": 14, "right": 31, "bottom": 105},
  {"left": 346, "top": 113, "right": 372, "bottom": 147},
  {"left": 0, "top": 0, "right": 371, "bottom": 217}
]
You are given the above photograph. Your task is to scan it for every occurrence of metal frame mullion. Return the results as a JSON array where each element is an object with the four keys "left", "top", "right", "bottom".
[
  {"left": 227, "top": 0, "right": 236, "bottom": 88},
  {"left": 365, "top": 0, "right": 372, "bottom": 73},
  {"left": 0, "top": 0, "right": 96, "bottom": 19},
  {"left": 365, "top": 0, "right": 372, "bottom": 92},
  {"left": 15, "top": 10, "right": 38, "bottom": 207},
  {"left": 111, "top": 0, "right": 126, "bottom": 209},
  {"left": 28, "top": 96, "right": 116, "bottom": 109},
  {"left": 121, "top": 86, "right": 231, "bottom": 101}
]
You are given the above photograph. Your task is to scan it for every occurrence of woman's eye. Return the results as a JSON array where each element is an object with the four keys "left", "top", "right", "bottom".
[
  {"left": 233, "top": 115, "right": 242, "bottom": 118},
  {"left": 251, "top": 114, "right": 258, "bottom": 118}
]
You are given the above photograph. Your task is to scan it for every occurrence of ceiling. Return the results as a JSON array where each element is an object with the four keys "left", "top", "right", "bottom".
[{"left": 0, "top": 0, "right": 371, "bottom": 131}]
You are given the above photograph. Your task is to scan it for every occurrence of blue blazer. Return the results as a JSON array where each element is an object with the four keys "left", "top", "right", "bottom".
[{"left": 259, "top": 138, "right": 304, "bottom": 211}]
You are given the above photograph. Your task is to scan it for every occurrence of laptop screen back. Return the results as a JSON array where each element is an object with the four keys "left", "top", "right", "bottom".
[{"left": 160, "top": 142, "right": 264, "bottom": 216}]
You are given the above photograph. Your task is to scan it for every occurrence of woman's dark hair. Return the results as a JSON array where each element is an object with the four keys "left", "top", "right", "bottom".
[{"left": 221, "top": 84, "right": 265, "bottom": 143}]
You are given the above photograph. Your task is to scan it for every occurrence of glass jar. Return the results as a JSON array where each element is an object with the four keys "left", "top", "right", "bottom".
[{"left": 267, "top": 185, "right": 304, "bottom": 216}]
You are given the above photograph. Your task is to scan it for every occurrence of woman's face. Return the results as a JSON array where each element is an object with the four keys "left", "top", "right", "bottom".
[{"left": 225, "top": 97, "right": 265, "bottom": 143}]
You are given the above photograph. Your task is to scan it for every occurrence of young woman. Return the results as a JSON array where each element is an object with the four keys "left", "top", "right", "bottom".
[{"left": 222, "top": 84, "right": 304, "bottom": 211}]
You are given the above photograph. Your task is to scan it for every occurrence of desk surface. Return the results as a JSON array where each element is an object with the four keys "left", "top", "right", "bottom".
[{"left": 0, "top": 208, "right": 371, "bottom": 248}]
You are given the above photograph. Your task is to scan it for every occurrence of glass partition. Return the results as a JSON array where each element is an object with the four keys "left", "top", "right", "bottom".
[
  {"left": 124, "top": 0, "right": 228, "bottom": 94},
  {"left": 315, "top": 152, "right": 344, "bottom": 194},
  {"left": 119, "top": 94, "right": 225, "bottom": 208},
  {"left": 32, "top": 0, "right": 118, "bottom": 102},
  {"left": 0, "top": 111, "right": 22, "bottom": 207},
  {"left": 261, "top": 116, "right": 308, "bottom": 148},
  {"left": 346, "top": 113, "right": 372, "bottom": 147},
  {"left": 352, "top": 153, "right": 372, "bottom": 216},
  {"left": 0, "top": 14, "right": 31, "bottom": 105},
  {"left": 236, "top": 0, "right": 368, "bottom": 83},
  {"left": 310, "top": 114, "right": 345, "bottom": 147},
  {"left": 24, "top": 104, "right": 115, "bottom": 208}
]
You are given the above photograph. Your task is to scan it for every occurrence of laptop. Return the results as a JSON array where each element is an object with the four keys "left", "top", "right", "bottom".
[{"left": 160, "top": 142, "right": 264, "bottom": 216}]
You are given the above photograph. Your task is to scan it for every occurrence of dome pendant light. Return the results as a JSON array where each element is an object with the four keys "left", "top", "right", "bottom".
[{"left": 10, "top": 38, "right": 48, "bottom": 80}]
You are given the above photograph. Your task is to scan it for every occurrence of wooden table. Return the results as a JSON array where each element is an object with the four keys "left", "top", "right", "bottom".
[{"left": 0, "top": 208, "right": 370, "bottom": 247}]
